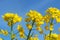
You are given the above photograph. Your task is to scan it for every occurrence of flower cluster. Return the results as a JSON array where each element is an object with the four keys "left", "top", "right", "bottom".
[
  {"left": 17, "top": 25, "right": 25, "bottom": 38},
  {"left": 46, "top": 7, "right": 60, "bottom": 23},
  {"left": 0, "top": 29, "right": 8, "bottom": 36},
  {"left": 45, "top": 33, "right": 58, "bottom": 40},
  {"left": 25, "top": 10, "right": 44, "bottom": 30},
  {"left": 26, "top": 10, "right": 44, "bottom": 24},
  {"left": 2, "top": 13, "right": 22, "bottom": 26},
  {"left": 28, "top": 35, "right": 39, "bottom": 40},
  {"left": 11, "top": 34, "right": 16, "bottom": 39}
]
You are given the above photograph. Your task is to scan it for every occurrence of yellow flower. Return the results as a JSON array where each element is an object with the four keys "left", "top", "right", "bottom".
[
  {"left": 36, "top": 21, "right": 44, "bottom": 27},
  {"left": 46, "top": 7, "right": 59, "bottom": 15},
  {"left": 44, "top": 15, "right": 50, "bottom": 23},
  {"left": 26, "top": 24, "right": 32, "bottom": 30},
  {"left": 58, "top": 34, "right": 60, "bottom": 40},
  {"left": 45, "top": 26, "right": 49, "bottom": 30},
  {"left": 19, "top": 32, "right": 25, "bottom": 38},
  {"left": 8, "top": 21, "right": 12, "bottom": 26},
  {"left": 2, "top": 13, "right": 22, "bottom": 24},
  {"left": 37, "top": 21, "right": 44, "bottom": 25},
  {"left": 36, "top": 23, "right": 41, "bottom": 27},
  {"left": 56, "top": 17, "right": 60, "bottom": 22},
  {"left": 26, "top": 10, "right": 43, "bottom": 21},
  {"left": 25, "top": 18, "right": 31, "bottom": 22},
  {"left": 40, "top": 30, "right": 43, "bottom": 34},
  {"left": 33, "top": 35, "right": 39, "bottom": 40},
  {"left": 28, "top": 37, "right": 33, "bottom": 40},
  {"left": 52, "top": 33, "right": 58, "bottom": 38},
  {"left": 0, "top": 38, "right": 3, "bottom": 40},
  {"left": 11, "top": 34, "right": 16, "bottom": 39},
  {"left": 46, "top": 7, "right": 60, "bottom": 21},
  {"left": 33, "top": 37, "right": 39, "bottom": 40},
  {"left": 45, "top": 35, "right": 49, "bottom": 40},
  {"left": 17, "top": 25, "right": 23, "bottom": 31},
  {"left": 50, "top": 27, "right": 53, "bottom": 31},
  {"left": 45, "top": 33, "right": 58, "bottom": 40},
  {"left": 50, "top": 24, "right": 54, "bottom": 31},
  {"left": 13, "top": 14, "right": 22, "bottom": 23},
  {"left": 1, "top": 29, "right": 8, "bottom": 36},
  {"left": 26, "top": 10, "right": 44, "bottom": 28},
  {"left": 28, "top": 35, "right": 39, "bottom": 40},
  {"left": 2, "top": 13, "right": 14, "bottom": 21},
  {"left": 36, "top": 27, "right": 42, "bottom": 31},
  {"left": 17, "top": 25, "right": 25, "bottom": 38}
]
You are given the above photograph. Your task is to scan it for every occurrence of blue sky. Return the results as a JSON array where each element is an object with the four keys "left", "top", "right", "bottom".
[{"left": 0, "top": 0, "right": 60, "bottom": 40}]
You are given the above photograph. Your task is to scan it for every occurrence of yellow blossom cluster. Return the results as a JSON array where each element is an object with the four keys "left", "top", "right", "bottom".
[
  {"left": 45, "top": 24, "right": 54, "bottom": 31},
  {"left": 44, "top": 15, "right": 50, "bottom": 23},
  {"left": 26, "top": 24, "right": 32, "bottom": 30},
  {"left": 36, "top": 26, "right": 43, "bottom": 34},
  {"left": 26, "top": 10, "right": 43, "bottom": 21},
  {"left": 2, "top": 13, "right": 22, "bottom": 26},
  {"left": 28, "top": 35, "right": 39, "bottom": 40},
  {"left": 49, "top": 24, "right": 54, "bottom": 31},
  {"left": 45, "top": 25, "right": 49, "bottom": 30},
  {"left": 17, "top": 25, "right": 25, "bottom": 38},
  {"left": 46, "top": 7, "right": 60, "bottom": 23},
  {"left": 45, "top": 33, "right": 58, "bottom": 40},
  {"left": 25, "top": 10, "right": 44, "bottom": 30},
  {"left": 11, "top": 34, "right": 16, "bottom": 39},
  {"left": 36, "top": 27, "right": 42, "bottom": 31},
  {"left": 58, "top": 34, "right": 60, "bottom": 40},
  {"left": 26, "top": 10, "right": 44, "bottom": 23},
  {"left": 0, "top": 29, "right": 8, "bottom": 36},
  {"left": 28, "top": 37, "right": 39, "bottom": 40}
]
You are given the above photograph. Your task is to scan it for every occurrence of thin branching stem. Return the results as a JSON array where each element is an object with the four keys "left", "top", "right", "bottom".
[{"left": 26, "top": 20, "right": 35, "bottom": 40}]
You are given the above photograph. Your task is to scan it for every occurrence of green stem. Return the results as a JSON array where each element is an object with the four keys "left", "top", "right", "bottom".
[
  {"left": 49, "top": 18, "right": 53, "bottom": 40},
  {"left": 10, "top": 20, "right": 13, "bottom": 40},
  {"left": 44, "top": 34, "right": 46, "bottom": 40},
  {"left": 11, "top": 26, "right": 13, "bottom": 40},
  {"left": 26, "top": 20, "right": 35, "bottom": 40},
  {"left": 49, "top": 31, "right": 52, "bottom": 40}
]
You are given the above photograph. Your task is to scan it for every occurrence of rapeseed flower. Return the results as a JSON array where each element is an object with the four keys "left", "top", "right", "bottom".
[
  {"left": 26, "top": 24, "right": 32, "bottom": 30},
  {"left": 26, "top": 10, "right": 44, "bottom": 29},
  {"left": 19, "top": 32, "right": 25, "bottom": 38},
  {"left": 11, "top": 34, "right": 16, "bottom": 39},
  {"left": 1, "top": 29, "right": 8, "bottom": 36},
  {"left": 26, "top": 10, "right": 44, "bottom": 23},
  {"left": 45, "top": 33, "right": 58, "bottom": 40},
  {"left": 0, "top": 38, "right": 3, "bottom": 40},
  {"left": 17, "top": 25, "right": 23, "bottom": 32},
  {"left": 2, "top": 13, "right": 22, "bottom": 26},
  {"left": 28, "top": 37, "right": 33, "bottom": 40},
  {"left": 46, "top": 7, "right": 60, "bottom": 23}
]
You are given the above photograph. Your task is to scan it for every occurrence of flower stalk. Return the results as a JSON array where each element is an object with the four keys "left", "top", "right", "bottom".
[
  {"left": 10, "top": 19, "right": 14, "bottom": 40},
  {"left": 26, "top": 20, "right": 35, "bottom": 40}
]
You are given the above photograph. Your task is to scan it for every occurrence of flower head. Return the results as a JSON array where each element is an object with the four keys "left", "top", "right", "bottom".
[{"left": 2, "top": 13, "right": 22, "bottom": 26}]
